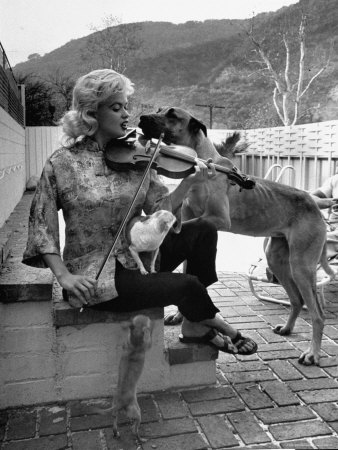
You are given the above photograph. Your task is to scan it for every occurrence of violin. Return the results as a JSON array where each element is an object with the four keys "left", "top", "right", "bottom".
[{"left": 104, "top": 128, "right": 255, "bottom": 190}]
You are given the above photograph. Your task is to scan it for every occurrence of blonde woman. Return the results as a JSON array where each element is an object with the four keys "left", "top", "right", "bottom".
[{"left": 23, "top": 69, "right": 257, "bottom": 355}]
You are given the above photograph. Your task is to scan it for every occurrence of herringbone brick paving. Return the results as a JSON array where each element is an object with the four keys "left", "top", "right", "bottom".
[{"left": 1, "top": 193, "right": 338, "bottom": 449}]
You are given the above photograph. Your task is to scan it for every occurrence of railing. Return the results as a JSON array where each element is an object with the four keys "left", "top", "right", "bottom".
[{"left": 0, "top": 42, "right": 24, "bottom": 126}]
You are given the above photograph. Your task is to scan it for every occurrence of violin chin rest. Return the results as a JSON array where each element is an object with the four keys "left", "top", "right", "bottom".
[{"left": 118, "top": 128, "right": 137, "bottom": 140}]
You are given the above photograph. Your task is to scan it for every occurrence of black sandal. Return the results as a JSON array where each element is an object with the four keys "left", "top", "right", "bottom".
[
  {"left": 232, "top": 332, "right": 258, "bottom": 355},
  {"left": 179, "top": 329, "right": 238, "bottom": 354}
]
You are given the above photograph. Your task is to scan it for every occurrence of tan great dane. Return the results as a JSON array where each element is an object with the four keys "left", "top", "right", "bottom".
[{"left": 138, "top": 107, "right": 336, "bottom": 366}]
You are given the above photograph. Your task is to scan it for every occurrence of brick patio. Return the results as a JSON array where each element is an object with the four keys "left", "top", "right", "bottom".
[{"left": 1, "top": 193, "right": 338, "bottom": 449}]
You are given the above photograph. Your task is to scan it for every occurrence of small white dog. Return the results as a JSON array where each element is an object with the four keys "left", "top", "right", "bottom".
[{"left": 126, "top": 210, "right": 177, "bottom": 274}]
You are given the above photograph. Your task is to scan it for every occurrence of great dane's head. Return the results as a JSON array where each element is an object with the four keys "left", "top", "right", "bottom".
[
  {"left": 139, "top": 106, "right": 255, "bottom": 190},
  {"left": 138, "top": 107, "right": 207, "bottom": 148}
]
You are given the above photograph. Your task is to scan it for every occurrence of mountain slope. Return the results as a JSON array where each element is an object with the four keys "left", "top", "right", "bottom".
[{"left": 13, "top": 0, "right": 338, "bottom": 128}]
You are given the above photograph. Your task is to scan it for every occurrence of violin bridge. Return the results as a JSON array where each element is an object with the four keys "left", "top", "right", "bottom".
[{"left": 145, "top": 140, "right": 152, "bottom": 154}]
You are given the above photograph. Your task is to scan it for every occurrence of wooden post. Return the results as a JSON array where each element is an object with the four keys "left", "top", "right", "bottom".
[{"left": 195, "top": 104, "right": 226, "bottom": 129}]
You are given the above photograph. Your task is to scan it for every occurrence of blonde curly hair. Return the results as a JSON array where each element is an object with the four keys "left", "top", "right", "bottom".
[{"left": 61, "top": 69, "right": 134, "bottom": 145}]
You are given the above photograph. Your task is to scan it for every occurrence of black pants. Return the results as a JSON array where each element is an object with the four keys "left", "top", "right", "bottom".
[{"left": 91, "top": 218, "right": 220, "bottom": 322}]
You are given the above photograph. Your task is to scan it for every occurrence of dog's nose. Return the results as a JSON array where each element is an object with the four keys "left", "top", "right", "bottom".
[
  {"left": 138, "top": 115, "right": 148, "bottom": 128},
  {"left": 139, "top": 115, "right": 149, "bottom": 123}
]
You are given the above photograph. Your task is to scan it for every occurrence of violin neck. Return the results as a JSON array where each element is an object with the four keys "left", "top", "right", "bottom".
[
  {"left": 213, "top": 163, "right": 232, "bottom": 175},
  {"left": 160, "top": 146, "right": 231, "bottom": 175}
]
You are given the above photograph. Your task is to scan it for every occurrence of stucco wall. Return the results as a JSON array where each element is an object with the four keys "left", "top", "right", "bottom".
[{"left": 0, "top": 108, "right": 25, "bottom": 228}]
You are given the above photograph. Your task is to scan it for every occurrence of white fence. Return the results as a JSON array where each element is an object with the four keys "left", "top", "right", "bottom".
[
  {"left": 25, "top": 126, "right": 63, "bottom": 182},
  {"left": 25, "top": 120, "right": 338, "bottom": 191},
  {"left": 209, "top": 120, "right": 338, "bottom": 190}
]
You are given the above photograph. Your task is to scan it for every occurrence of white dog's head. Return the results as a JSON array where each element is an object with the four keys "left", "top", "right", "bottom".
[{"left": 151, "top": 210, "right": 177, "bottom": 234}]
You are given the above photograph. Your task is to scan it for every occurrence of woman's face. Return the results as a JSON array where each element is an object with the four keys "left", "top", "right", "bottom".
[{"left": 94, "top": 92, "right": 130, "bottom": 145}]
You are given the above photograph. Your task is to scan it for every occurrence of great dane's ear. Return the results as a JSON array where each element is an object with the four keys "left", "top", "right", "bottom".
[{"left": 188, "top": 116, "right": 207, "bottom": 137}]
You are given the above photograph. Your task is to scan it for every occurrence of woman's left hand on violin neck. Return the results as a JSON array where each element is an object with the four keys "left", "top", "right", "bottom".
[
  {"left": 170, "top": 158, "right": 216, "bottom": 213},
  {"left": 185, "top": 158, "right": 216, "bottom": 185}
]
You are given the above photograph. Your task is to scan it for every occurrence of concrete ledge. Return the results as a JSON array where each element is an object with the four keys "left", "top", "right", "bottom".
[
  {"left": 164, "top": 325, "right": 218, "bottom": 365},
  {"left": 51, "top": 282, "right": 217, "bottom": 398},
  {"left": 164, "top": 325, "right": 218, "bottom": 388},
  {"left": 0, "top": 192, "right": 51, "bottom": 303},
  {"left": 53, "top": 282, "right": 217, "bottom": 365},
  {"left": 0, "top": 282, "right": 217, "bottom": 407},
  {"left": 0, "top": 227, "right": 13, "bottom": 265},
  {"left": 0, "top": 262, "right": 53, "bottom": 302},
  {"left": 52, "top": 281, "right": 164, "bottom": 326},
  {"left": 0, "top": 192, "right": 33, "bottom": 267}
]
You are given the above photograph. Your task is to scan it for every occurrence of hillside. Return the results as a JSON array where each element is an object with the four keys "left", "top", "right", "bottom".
[
  {"left": 13, "top": 0, "right": 338, "bottom": 129},
  {"left": 14, "top": 19, "right": 246, "bottom": 79}
]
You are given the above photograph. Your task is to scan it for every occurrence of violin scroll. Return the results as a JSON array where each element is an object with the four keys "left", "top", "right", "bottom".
[{"left": 227, "top": 166, "right": 255, "bottom": 190}]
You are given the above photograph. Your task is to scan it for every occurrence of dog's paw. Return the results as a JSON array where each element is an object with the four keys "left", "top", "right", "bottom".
[
  {"left": 273, "top": 325, "right": 291, "bottom": 336},
  {"left": 140, "top": 269, "right": 149, "bottom": 275},
  {"left": 298, "top": 349, "right": 320, "bottom": 366}
]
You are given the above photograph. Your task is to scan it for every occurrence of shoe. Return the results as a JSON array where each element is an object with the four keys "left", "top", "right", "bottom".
[
  {"left": 179, "top": 329, "right": 238, "bottom": 354},
  {"left": 232, "top": 331, "right": 258, "bottom": 355}
]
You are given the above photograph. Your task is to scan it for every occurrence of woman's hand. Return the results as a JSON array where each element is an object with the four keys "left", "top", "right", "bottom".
[
  {"left": 57, "top": 272, "right": 97, "bottom": 308},
  {"left": 42, "top": 254, "right": 97, "bottom": 308},
  {"left": 313, "top": 196, "right": 337, "bottom": 210},
  {"left": 170, "top": 158, "right": 217, "bottom": 212},
  {"left": 186, "top": 158, "right": 216, "bottom": 185}
]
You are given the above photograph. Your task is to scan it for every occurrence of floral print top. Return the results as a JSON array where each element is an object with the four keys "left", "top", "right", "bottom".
[{"left": 22, "top": 136, "right": 178, "bottom": 304}]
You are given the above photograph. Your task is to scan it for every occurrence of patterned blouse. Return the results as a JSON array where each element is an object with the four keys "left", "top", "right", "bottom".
[{"left": 23, "top": 136, "right": 178, "bottom": 304}]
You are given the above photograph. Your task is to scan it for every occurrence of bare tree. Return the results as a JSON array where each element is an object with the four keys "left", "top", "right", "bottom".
[
  {"left": 81, "top": 15, "right": 143, "bottom": 73},
  {"left": 244, "top": 14, "right": 333, "bottom": 126}
]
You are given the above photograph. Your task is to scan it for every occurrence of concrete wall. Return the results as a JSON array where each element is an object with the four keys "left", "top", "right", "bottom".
[
  {"left": 0, "top": 300, "right": 167, "bottom": 408},
  {"left": 0, "top": 108, "right": 25, "bottom": 228},
  {"left": 0, "top": 296, "right": 217, "bottom": 408}
]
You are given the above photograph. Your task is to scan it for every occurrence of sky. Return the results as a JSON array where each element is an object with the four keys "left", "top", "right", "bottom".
[{"left": 1, "top": 0, "right": 299, "bottom": 67}]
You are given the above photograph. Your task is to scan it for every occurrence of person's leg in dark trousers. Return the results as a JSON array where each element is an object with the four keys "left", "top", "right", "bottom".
[
  {"left": 91, "top": 217, "right": 257, "bottom": 353},
  {"left": 159, "top": 217, "right": 218, "bottom": 321},
  {"left": 92, "top": 260, "right": 256, "bottom": 354},
  {"left": 91, "top": 219, "right": 219, "bottom": 321},
  {"left": 112, "top": 261, "right": 219, "bottom": 321},
  {"left": 160, "top": 218, "right": 218, "bottom": 287}
]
